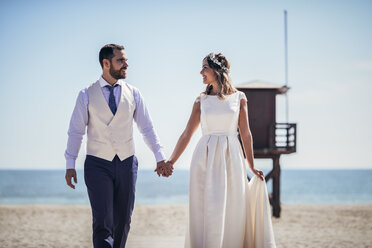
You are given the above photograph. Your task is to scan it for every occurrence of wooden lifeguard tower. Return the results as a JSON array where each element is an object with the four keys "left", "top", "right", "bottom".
[{"left": 237, "top": 80, "right": 297, "bottom": 218}]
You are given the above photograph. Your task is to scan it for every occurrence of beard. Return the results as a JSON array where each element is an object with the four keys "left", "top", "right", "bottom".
[{"left": 109, "top": 66, "right": 126, "bottom": 80}]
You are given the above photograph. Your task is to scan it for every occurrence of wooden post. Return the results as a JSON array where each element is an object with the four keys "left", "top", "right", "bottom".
[{"left": 272, "top": 155, "right": 281, "bottom": 217}]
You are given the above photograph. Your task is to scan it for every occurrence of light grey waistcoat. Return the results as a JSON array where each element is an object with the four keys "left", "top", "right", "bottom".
[{"left": 86, "top": 80, "right": 135, "bottom": 161}]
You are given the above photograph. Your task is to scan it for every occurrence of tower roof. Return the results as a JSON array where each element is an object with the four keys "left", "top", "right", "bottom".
[{"left": 236, "top": 80, "right": 289, "bottom": 94}]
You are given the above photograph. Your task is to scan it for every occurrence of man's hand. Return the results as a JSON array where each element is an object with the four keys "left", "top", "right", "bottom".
[
  {"left": 65, "top": 169, "right": 78, "bottom": 189},
  {"left": 154, "top": 160, "right": 174, "bottom": 177},
  {"left": 154, "top": 160, "right": 165, "bottom": 177}
]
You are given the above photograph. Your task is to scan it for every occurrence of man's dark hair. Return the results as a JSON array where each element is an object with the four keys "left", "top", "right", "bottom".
[{"left": 99, "top": 44, "right": 125, "bottom": 68}]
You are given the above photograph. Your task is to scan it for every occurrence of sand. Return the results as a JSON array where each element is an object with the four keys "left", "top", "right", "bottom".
[{"left": 0, "top": 204, "right": 371, "bottom": 248}]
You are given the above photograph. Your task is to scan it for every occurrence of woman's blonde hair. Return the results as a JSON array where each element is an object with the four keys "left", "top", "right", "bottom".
[{"left": 203, "top": 53, "right": 236, "bottom": 98}]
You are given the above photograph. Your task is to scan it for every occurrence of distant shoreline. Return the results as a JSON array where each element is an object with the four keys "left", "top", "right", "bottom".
[
  {"left": 1, "top": 202, "right": 372, "bottom": 206},
  {"left": 1, "top": 170, "right": 372, "bottom": 205},
  {"left": 1, "top": 168, "right": 372, "bottom": 170}
]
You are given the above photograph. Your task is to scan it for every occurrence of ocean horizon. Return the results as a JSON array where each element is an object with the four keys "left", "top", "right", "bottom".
[{"left": 1, "top": 169, "right": 371, "bottom": 205}]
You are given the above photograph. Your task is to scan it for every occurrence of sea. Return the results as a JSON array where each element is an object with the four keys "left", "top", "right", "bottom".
[{"left": 1, "top": 169, "right": 371, "bottom": 205}]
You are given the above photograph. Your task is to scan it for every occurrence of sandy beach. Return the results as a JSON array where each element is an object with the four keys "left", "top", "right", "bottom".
[{"left": 0, "top": 204, "right": 371, "bottom": 248}]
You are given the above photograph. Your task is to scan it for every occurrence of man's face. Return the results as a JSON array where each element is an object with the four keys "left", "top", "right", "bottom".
[{"left": 108, "top": 49, "right": 128, "bottom": 79}]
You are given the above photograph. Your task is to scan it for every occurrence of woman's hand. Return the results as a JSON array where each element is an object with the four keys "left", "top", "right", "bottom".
[
  {"left": 154, "top": 160, "right": 174, "bottom": 177},
  {"left": 251, "top": 167, "right": 264, "bottom": 181},
  {"left": 162, "top": 160, "right": 174, "bottom": 177}
]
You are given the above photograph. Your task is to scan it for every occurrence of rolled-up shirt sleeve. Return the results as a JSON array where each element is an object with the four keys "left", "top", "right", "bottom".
[
  {"left": 64, "top": 89, "right": 88, "bottom": 169},
  {"left": 133, "top": 87, "right": 165, "bottom": 162}
]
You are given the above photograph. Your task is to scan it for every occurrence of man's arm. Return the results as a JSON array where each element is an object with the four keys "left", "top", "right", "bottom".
[
  {"left": 64, "top": 89, "right": 88, "bottom": 188},
  {"left": 132, "top": 87, "right": 169, "bottom": 176}
]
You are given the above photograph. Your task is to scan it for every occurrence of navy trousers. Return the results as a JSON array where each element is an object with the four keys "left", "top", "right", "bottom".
[{"left": 84, "top": 155, "right": 138, "bottom": 248}]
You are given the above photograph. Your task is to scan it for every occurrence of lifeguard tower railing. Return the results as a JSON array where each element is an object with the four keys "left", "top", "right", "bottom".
[{"left": 254, "top": 123, "right": 296, "bottom": 157}]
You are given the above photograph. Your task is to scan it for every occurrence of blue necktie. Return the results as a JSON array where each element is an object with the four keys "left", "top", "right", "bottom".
[{"left": 105, "top": 84, "right": 119, "bottom": 115}]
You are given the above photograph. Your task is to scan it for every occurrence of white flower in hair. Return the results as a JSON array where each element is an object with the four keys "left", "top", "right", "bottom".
[{"left": 208, "top": 54, "right": 229, "bottom": 73}]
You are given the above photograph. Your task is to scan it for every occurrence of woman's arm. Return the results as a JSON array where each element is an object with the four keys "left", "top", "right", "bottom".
[
  {"left": 168, "top": 100, "right": 201, "bottom": 165},
  {"left": 238, "top": 98, "right": 264, "bottom": 180}
]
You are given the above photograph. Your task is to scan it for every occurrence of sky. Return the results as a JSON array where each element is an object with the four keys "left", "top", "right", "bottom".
[{"left": 0, "top": 0, "right": 371, "bottom": 170}]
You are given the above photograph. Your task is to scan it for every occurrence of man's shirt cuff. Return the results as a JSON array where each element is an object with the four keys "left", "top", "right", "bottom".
[
  {"left": 154, "top": 150, "right": 166, "bottom": 163},
  {"left": 66, "top": 159, "right": 76, "bottom": 169}
]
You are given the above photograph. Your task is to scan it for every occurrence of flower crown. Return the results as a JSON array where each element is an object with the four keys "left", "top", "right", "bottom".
[{"left": 208, "top": 54, "right": 229, "bottom": 73}]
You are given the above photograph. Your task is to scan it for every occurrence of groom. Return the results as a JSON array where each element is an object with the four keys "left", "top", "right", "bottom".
[{"left": 64, "top": 44, "right": 173, "bottom": 248}]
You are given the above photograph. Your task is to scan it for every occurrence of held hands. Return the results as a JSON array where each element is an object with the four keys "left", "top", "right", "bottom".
[{"left": 154, "top": 160, "right": 174, "bottom": 177}]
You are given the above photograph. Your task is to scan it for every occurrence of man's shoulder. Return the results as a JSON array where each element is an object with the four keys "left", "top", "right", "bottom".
[
  {"left": 121, "top": 80, "right": 135, "bottom": 90},
  {"left": 86, "top": 80, "right": 99, "bottom": 90},
  {"left": 121, "top": 80, "right": 140, "bottom": 94},
  {"left": 75, "top": 80, "right": 99, "bottom": 103}
]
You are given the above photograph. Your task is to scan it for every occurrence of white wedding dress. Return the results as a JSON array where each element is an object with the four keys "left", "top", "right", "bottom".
[{"left": 185, "top": 91, "right": 276, "bottom": 248}]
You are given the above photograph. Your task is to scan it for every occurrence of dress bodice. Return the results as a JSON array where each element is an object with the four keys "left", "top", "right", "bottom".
[{"left": 199, "top": 91, "right": 246, "bottom": 136}]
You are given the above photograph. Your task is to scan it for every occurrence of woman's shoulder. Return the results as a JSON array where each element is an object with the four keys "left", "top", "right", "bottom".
[
  {"left": 236, "top": 90, "right": 247, "bottom": 101},
  {"left": 195, "top": 95, "right": 202, "bottom": 103},
  {"left": 195, "top": 93, "right": 207, "bottom": 103},
  {"left": 223, "top": 90, "right": 245, "bottom": 101}
]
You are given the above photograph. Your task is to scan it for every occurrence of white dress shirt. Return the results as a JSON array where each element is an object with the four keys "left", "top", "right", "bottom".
[{"left": 64, "top": 76, "right": 165, "bottom": 169}]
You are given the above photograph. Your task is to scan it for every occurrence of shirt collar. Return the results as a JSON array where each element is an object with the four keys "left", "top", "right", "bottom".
[{"left": 99, "top": 76, "right": 122, "bottom": 88}]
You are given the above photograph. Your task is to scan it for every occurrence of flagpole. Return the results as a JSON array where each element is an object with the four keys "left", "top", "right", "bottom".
[{"left": 284, "top": 10, "right": 289, "bottom": 123}]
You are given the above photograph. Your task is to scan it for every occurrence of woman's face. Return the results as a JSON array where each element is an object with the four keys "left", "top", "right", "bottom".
[{"left": 200, "top": 59, "right": 216, "bottom": 85}]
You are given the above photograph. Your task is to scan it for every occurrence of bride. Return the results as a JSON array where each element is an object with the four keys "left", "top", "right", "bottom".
[{"left": 157, "top": 53, "right": 276, "bottom": 248}]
